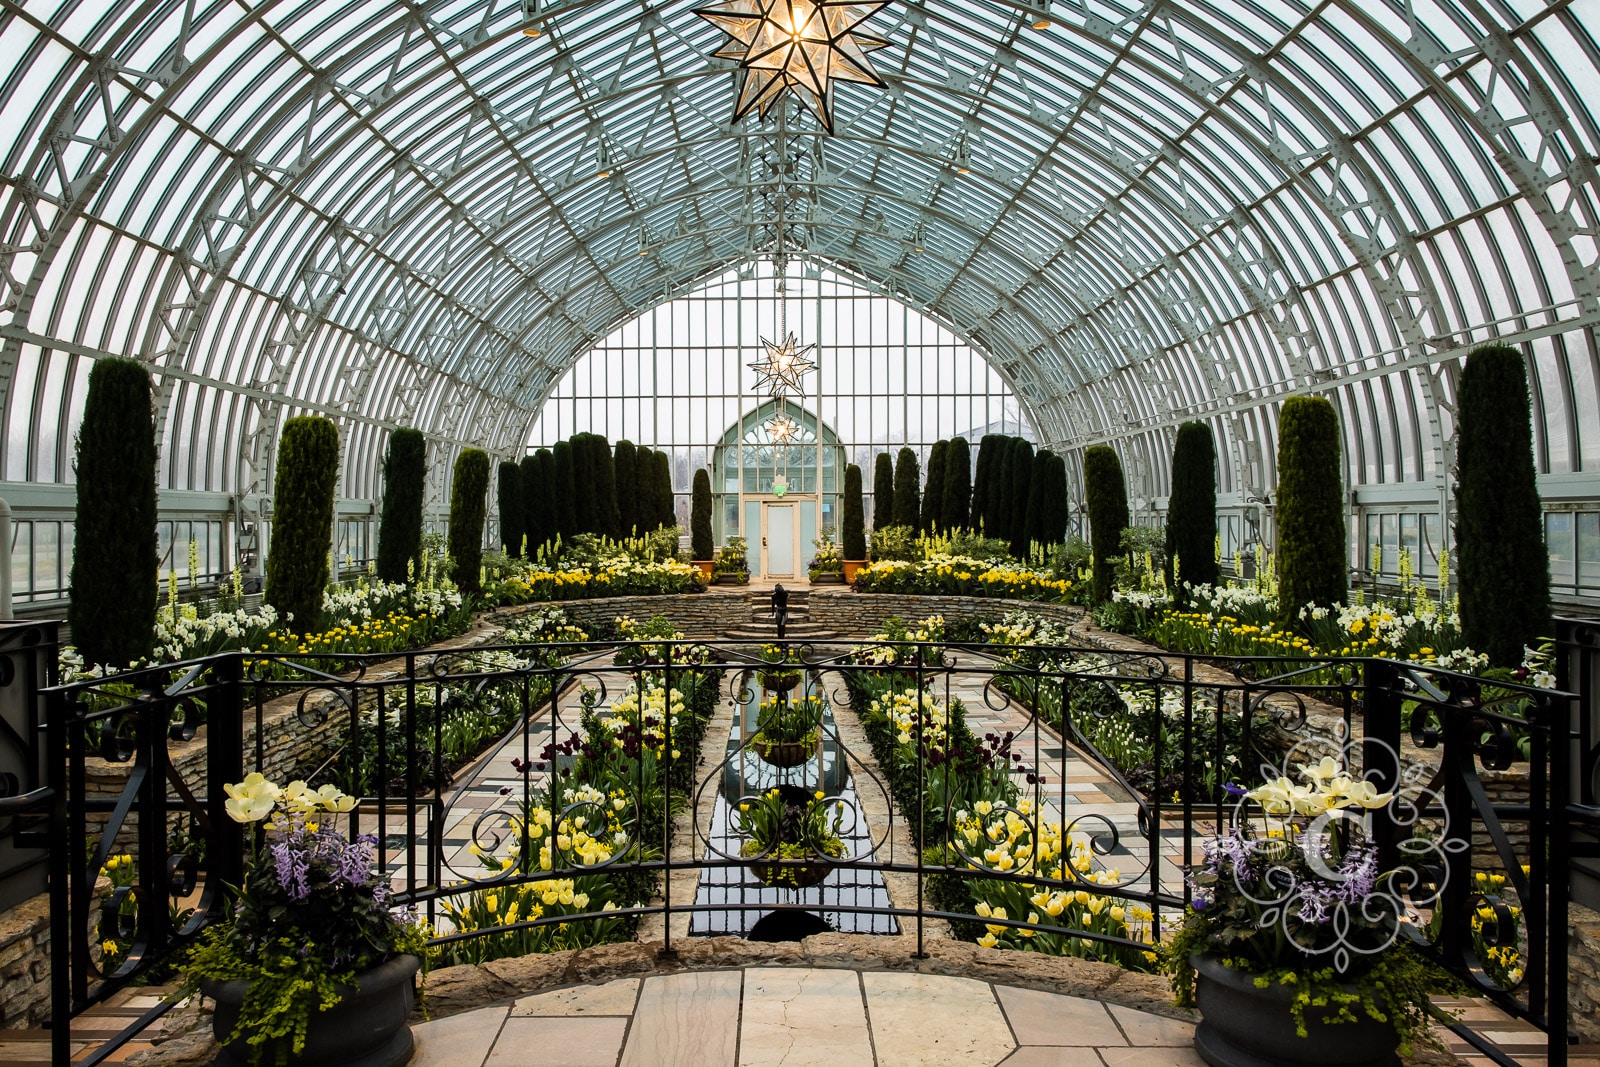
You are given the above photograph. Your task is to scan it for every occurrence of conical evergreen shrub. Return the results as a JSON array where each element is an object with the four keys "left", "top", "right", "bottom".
[
  {"left": 1275, "top": 395, "right": 1346, "bottom": 626},
  {"left": 265, "top": 416, "right": 340, "bottom": 633},
  {"left": 613, "top": 440, "right": 638, "bottom": 536},
  {"left": 1007, "top": 439, "right": 1035, "bottom": 558},
  {"left": 691, "top": 468, "right": 714, "bottom": 560},
  {"left": 872, "top": 452, "right": 894, "bottom": 531},
  {"left": 892, "top": 447, "right": 921, "bottom": 528},
  {"left": 448, "top": 448, "right": 490, "bottom": 594},
  {"left": 994, "top": 437, "right": 1018, "bottom": 543},
  {"left": 519, "top": 454, "right": 543, "bottom": 553},
  {"left": 920, "top": 440, "right": 948, "bottom": 532},
  {"left": 653, "top": 449, "right": 676, "bottom": 528},
  {"left": 497, "top": 461, "right": 522, "bottom": 555},
  {"left": 1084, "top": 445, "right": 1128, "bottom": 602},
  {"left": 1455, "top": 344, "right": 1550, "bottom": 665},
  {"left": 1166, "top": 421, "right": 1219, "bottom": 595},
  {"left": 592, "top": 434, "right": 620, "bottom": 538},
  {"left": 942, "top": 436, "right": 971, "bottom": 531},
  {"left": 1040, "top": 453, "right": 1069, "bottom": 545},
  {"left": 972, "top": 435, "right": 998, "bottom": 534},
  {"left": 552, "top": 440, "right": 577, "bottom": 536},
  {"left": 1024, "top": 449, "right": 1056, "bottom": 549},
  {"left": 68, "top": 357, "right": 159, "bottom": 669},
  {"left": 842, "top": 463, "right": 866, "bottom": 561},
  {"left": 376, "top": 428, "right": 426, "bottom": 583}
]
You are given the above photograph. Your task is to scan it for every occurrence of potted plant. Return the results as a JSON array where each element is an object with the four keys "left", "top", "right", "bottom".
[
  {"left": 750, "top": 692, "right": 824, "bottom": 767},
  {"left": 841, "top": 462, "right": 868, "bottom": 581},
  {"left": 185, "top": 775, "right": 428, "bottom": 1067},
  {"left": 714, "top": 535, "right": 751, "bottom": 585},
  {"left": 737, "top": 785, "right": 845, "bottom": 888},
  {"left": 756, "top": 643, "right": 804, "bottom": 692},
  {"left": 808, "top": 534, "right": 845, "bottom": 584},
  {"left": 690, "top": 468, "right": 715, "bottom": 580},
  {"left": 1160, "top": 756, "right": 1438, "bottom": 1067}
]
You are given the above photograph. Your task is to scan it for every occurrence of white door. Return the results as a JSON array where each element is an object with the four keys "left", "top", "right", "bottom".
[{"left": 764, "top": 504, "right": 796, "bottom": 578}]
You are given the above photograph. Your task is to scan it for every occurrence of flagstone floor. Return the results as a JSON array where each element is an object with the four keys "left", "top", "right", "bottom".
[{"left": 408, "top": 967, "right": 1203, "bottom": 1067}]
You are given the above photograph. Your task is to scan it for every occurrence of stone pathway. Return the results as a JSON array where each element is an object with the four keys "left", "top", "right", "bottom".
[{"left": 409, "top": 967, "right": 1202, "bottom": 1067}]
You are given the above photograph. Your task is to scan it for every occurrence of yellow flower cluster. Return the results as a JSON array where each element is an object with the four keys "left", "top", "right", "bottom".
[{"left": 869, "top": 688, "right": 950, "bottom": 753}]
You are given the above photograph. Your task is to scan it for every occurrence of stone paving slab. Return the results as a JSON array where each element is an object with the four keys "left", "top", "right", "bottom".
[{"left": 411, "top": 967, "right": 1196, "bottom": 1067}]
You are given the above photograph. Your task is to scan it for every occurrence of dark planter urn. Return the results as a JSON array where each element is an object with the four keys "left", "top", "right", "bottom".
[
  {"left": 204, "top": 953, "right": 420, "bottom": 1067},
  {"left": 1192, "top": 954, "right": 1399, "bottom": 1067},
  {"left": 751, "top": 734, "right": 813, "bottom": 767}
]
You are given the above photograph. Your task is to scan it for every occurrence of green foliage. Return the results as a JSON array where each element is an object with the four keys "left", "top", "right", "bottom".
[
  {"left": 893, "top": 446, "right": 921, "bottom": 528},
  {"left": 519, "top": 454, "right": 544, "bottom": 553},
  {"left": 375, "top": 428, "right": 426, "bottom": 584},
  {"left": 869, "top": 524, "right": 917, "bottom": 562},
  {"left": 568, "top": 434, "right": 618, "bottom": 537},
  {"left": 842, "top": 462, "right": 867, "bottom": 560},
  {"left": 691, "top": 467, "right": 714, "bottom": 560},
  {"left": 1084, "top": 445, "right": 1129, "bottom": 603},
  {"left": 551, "top": 439, "right": 577, "bottom": 537},
  {"left": 1007, "top": 438, "right": 1036, "bottom": 558},
  {"left": 942, "top": 435, "right": 972, "bottom": 531},
  {"left": 447, "top": 448, "right": 490, "bottom": 594},
  {"left": 68, "top": 357, "right": 159, "bottom": 668},
  {"left": 613, "top": 440, "right": 638, "bottom": 536},
  {"left": 919, "top": 440, "right": 948, "bottom": 532},
  {"left": 1023, "top": 448, "right": 1048, "bottom": 550},
  {"left": 1167, "top": 421, "right": 1219, "bottom": 594},
  {"left": 1275, "top": 395, "right": 1346, "bottom": 626},
  {"left": 872, "top": 451, "right": 895, "bottom": 530},
  {"left": 1455, "top": 344, "right": 1549, "bottom": 666},
  {"left": 497, "top": 461, "right": 522, "bottom": 556},
  {"left": 265, "top": 417, "right": 340, "bottom": 633}
]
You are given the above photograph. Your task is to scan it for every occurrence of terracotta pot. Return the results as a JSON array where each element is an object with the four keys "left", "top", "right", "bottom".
[
  {"left": 842, "top": 560, "right": 868, "bottom": 582},
  {"left": 1191, "top": 953, "right": 1399, "bottom": 1067},
  {"left": 692, "top": 560, "right": 714, "bottom": 581},
  {"left": 205, "top": 953, "right": 419, "bottom": 1067}
]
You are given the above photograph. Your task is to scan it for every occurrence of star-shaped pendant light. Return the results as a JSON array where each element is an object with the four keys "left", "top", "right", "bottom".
[
  {"left": 748, "top": 331, "right": 816, "bottom": 397},
  {"left": 695, "top": 0, "right": 891, "bottom": 133},
  {"left": 766, "top": 412, "right": 802, "bottom": 444}
]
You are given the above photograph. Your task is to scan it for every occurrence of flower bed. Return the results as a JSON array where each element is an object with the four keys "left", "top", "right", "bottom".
[
  {"left": 856, "top": 554, "right": 1072, "bottom": 601},
  {"left": 841, "top": 655, "right": 1157, "bottom": 970},
  {"left": 431, "top": 650, "right": 723, "bottom": 966}
]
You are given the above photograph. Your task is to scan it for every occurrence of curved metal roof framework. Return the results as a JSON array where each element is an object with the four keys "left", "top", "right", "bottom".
[{"left": 2, "top": 0, "right": 1598, "bottom": 521}]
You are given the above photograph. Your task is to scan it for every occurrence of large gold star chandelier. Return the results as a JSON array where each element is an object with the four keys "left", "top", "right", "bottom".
[{"left": 695, "top": 0, "right": 891, "bottom": 133}]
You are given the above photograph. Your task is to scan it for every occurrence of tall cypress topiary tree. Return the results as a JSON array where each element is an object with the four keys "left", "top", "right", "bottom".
[
  {"left": 919, "top": 440, "right": 948, "bottom": 532},
  {"left": 1275, "top": 395, "right": 1346, "bottom": 626},
  {"left": 1041, "top": 453, "right": 1069, "bottom": 546},
  {"left": 691, "top": 468, "right": 714, "bottom": 560},
  {"left": 893, "top": 446, "right": 921, "bottom": 528},
  {"left": 842, "top": 462, "right": 866, "bottom": 561},
  {"left": 1084, "top": 445, "right": 1129, "bottom": 602},
  {"left": 613, "top": 440, "right": 638, "bottom": 536},
  {"left": 552, "top": 439, "right": 577, "bottom": 537},
  {"left": 265, "top": 416, "right": 340, "bottom": 633},
  {"left": 69, "top": 357, "right": 159, "bottom": 669},
  {"left": 1456, "top": 344, "right": 1549, "bottom": 665},
  {"left": 654, "top": 449, "right": 676, "bottom": 528},
  {"left": 971, "top": 435, "right": 997, "bottom": 534},
  {"left": 592, "top": 434, "right": 621, "bottom": 538},
  {"left": 1166, "top": 421, "right": 1219, "bottom": 595},
  {"left": 520, "top": 454, "right": 543, "bottom": 553},
  {"left": 942, "top": 436, "right": 972, "bottom": 531},
  {"left": 497, "top": 461, "right": 522, "bottom": 556},
  {"left": 569, "top": 435, "right": 597, "bottom": 534},
  {"left": 993, "top": 437, "right": 1017, "bottom": 543},
  {"left": 872, "top": 452, "right": 895, "bottom": 531},
  {"left": 1007, "top": 439, "right": 1036, "bottom": 557},
  {"left": 448, "top": 448, "right": 490, "bottom": 594},
  {"left": 1024, "top": 449, "right": 1054, "bottom": 551},
  {"left": 376, "top": 428, "right": 426, "bottom": 583}
]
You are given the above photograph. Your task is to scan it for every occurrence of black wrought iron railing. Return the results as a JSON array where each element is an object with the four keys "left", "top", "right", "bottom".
[{"left": 5, "top": 627, "right": 1583, "bottom": 1066}]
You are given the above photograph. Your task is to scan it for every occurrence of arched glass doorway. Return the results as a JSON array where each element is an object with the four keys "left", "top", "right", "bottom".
[{"left": 712, "top": 400, "right": 845, "bottom": 579}]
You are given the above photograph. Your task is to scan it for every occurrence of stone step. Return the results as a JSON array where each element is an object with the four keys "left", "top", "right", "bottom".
[{"left": 722, "top": 626, "right": 840, "bottom": 641}]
